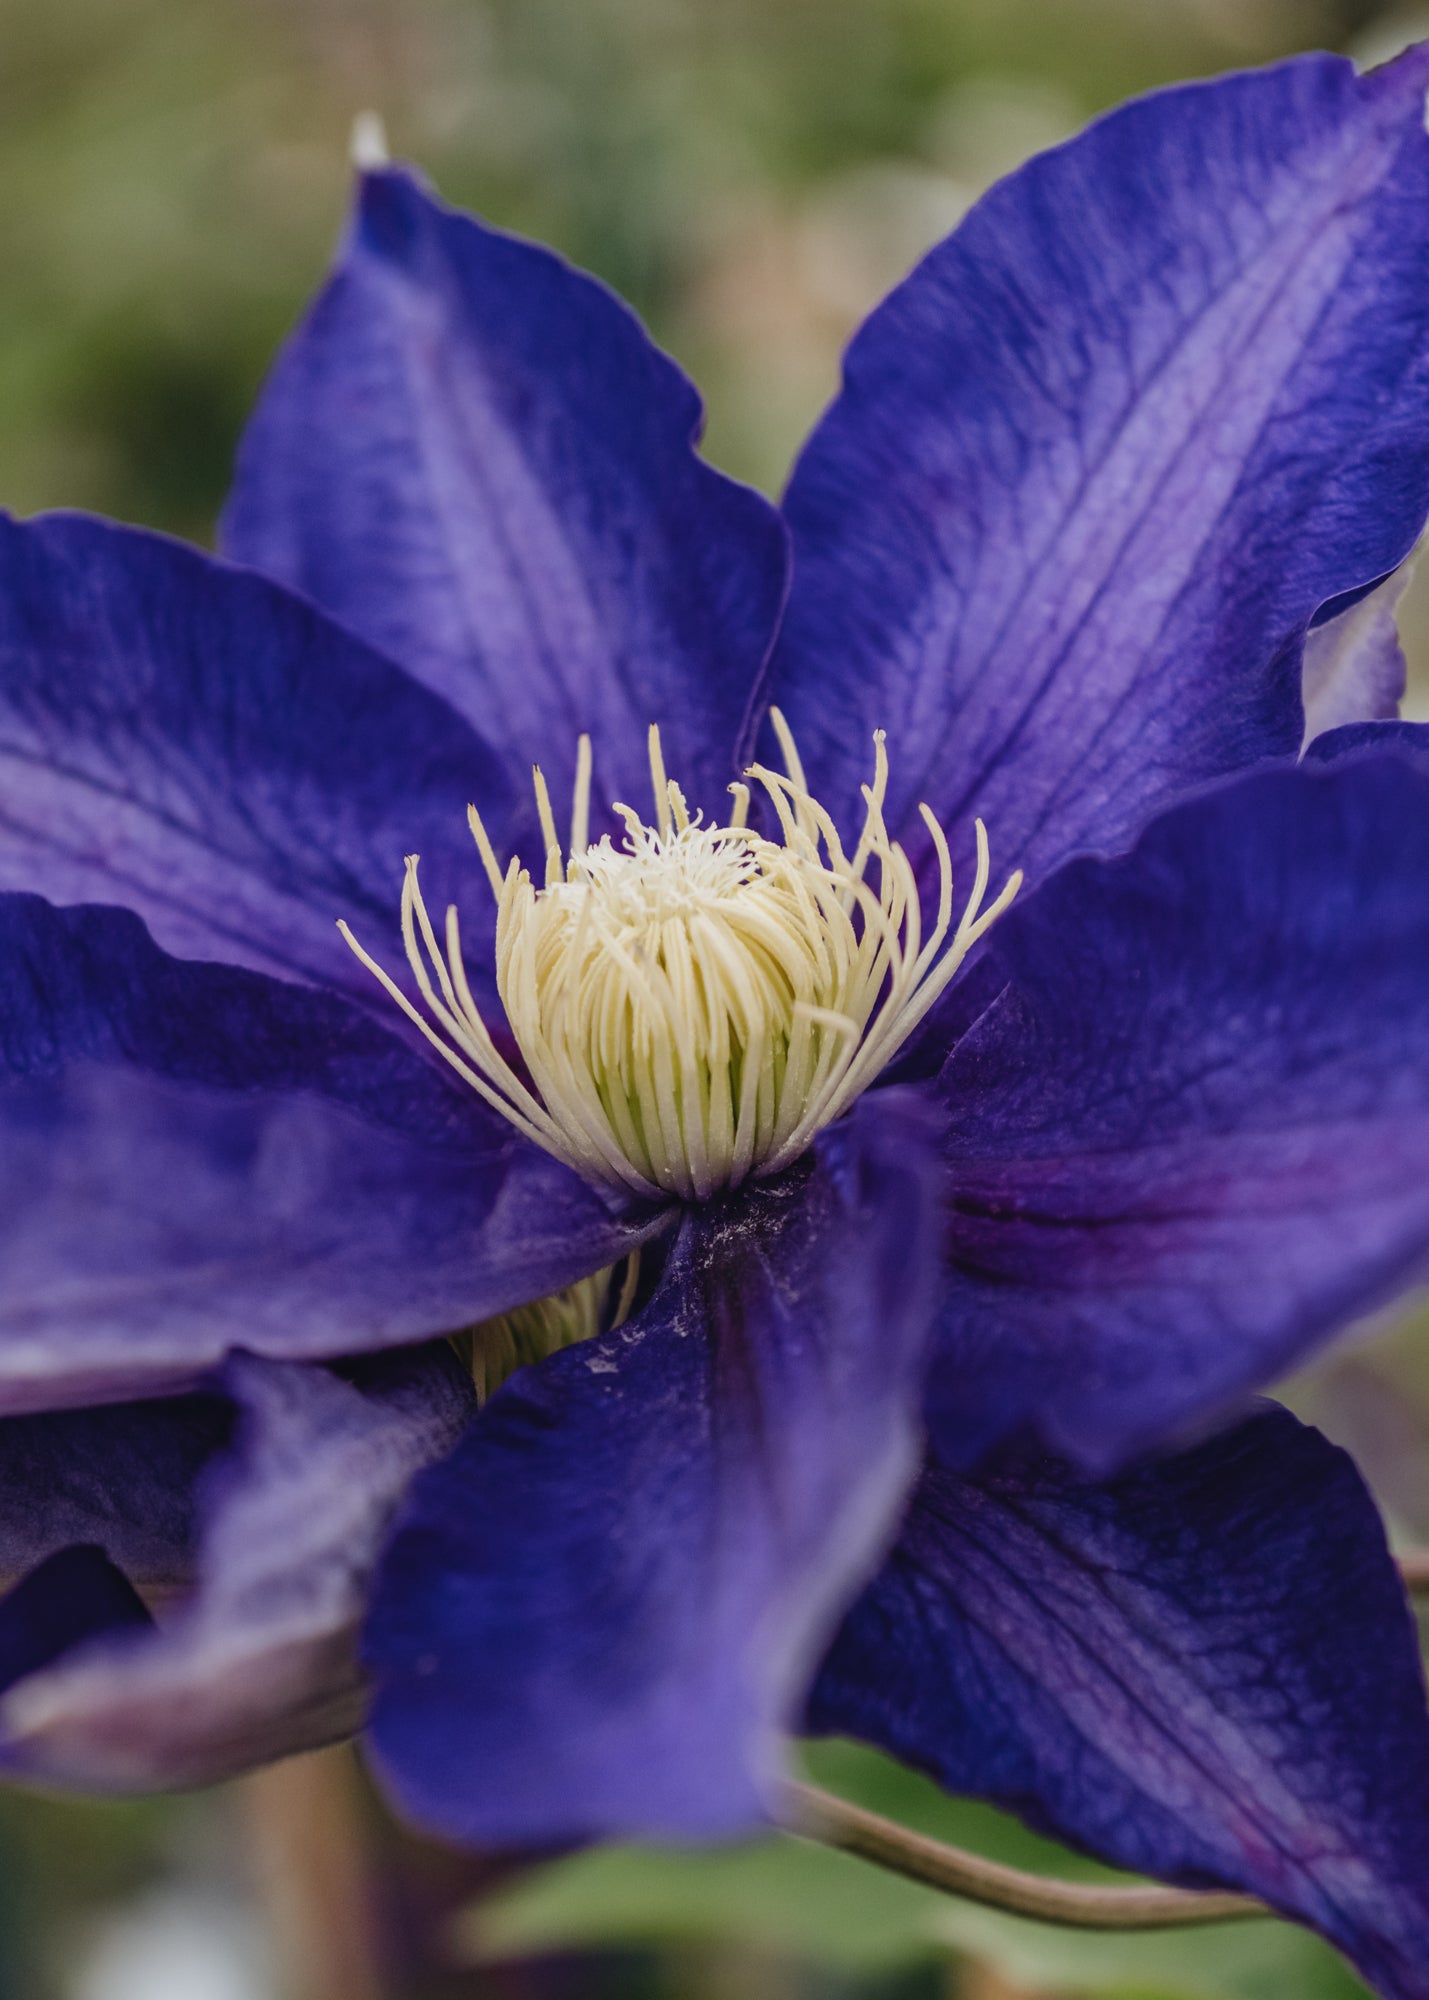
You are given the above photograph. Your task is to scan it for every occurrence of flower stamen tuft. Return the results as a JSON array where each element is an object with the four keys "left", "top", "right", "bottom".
[
  {"left": 340, "top": 714, "right": 1021, "bottom": 1200},
  {"left": 454, "top": 1254, "right": 641, "bottom": 1402}
]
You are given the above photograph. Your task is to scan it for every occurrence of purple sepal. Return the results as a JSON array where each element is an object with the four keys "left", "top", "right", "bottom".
[
  {"left": 222, "top": 166, "right": 788, "bottom": 829},
  {"left": 0, "top": 894, "right": 655, "bottom": 1410},
  {"left": 930, "top": 752, "right": 1429, "bottom": 1471},
  {"left": 0, "top": 1346, "right": 475, "bottom": 1790},
  {"left": 770, "top": 48, "right": 1429, "bottom": 894},
  {"left": 1305, "top": 718, "right": 1429, "bottom": 764},
  {"left": 0, "top": 1547, "right": 152, "bottom": 1697},
  {"left": 809, "top": 1405, "right": 1429, "bottom": 2000},
  {"left": 0, "top": 510, "right": 519, "bottom": 1012},
  {"left": 364, "top": 1093, "right": 941, "bottom": 1846},
  {"left": 0, "top": 1394, "right": 230, "bottom": 1585}
]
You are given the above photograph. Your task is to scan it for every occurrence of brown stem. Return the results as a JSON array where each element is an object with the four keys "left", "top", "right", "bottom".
[
  {"left": 1398, "top": 1550, "right": 1429, "bottom": 1593},
  {"left": 239, "top": 1744, "right": 387, "bottom": 2000},
  {"left": 778, "top": 1781, "right": 1265, "bottom": 1931}
]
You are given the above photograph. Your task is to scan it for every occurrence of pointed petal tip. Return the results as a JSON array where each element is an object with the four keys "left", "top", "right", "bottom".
[{"left": 1368, "top": 35, "right": 1429, "bottom": 97}]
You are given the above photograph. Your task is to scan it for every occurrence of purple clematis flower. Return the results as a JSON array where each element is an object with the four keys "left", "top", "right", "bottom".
[{"left": 3, "top": 38, "right": 1429, "bottom": 1998}]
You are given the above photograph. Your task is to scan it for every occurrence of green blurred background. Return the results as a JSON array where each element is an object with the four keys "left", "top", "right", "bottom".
[{"left": 3, "top": 1, "right": 1429, "bottom": 1995}]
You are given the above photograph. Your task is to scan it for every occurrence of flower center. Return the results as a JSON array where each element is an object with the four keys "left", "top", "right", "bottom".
[
  {"left": 341, "top": 710, "right": 1020, "bottom": 1201},
  {"left": 453, "top": 1256, "right": 640, "bottom": 1401}
]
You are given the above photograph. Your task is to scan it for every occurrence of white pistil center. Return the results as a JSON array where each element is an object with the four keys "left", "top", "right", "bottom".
[{"left": 340, "top": 710, "right": 1020, "bottom": 1201}]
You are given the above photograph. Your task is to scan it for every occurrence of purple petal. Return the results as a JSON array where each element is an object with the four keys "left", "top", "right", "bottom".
[
  {"left": 363, "top": 1094, "right": 940, "bottom": 1846},
  {"left": 0, "top": 510, "right": 519, "bottom": 1009},
  {"left": 0, "top": 1347, "right": 475, "bottom": 1789},
  {"left": 0, "top": 1393, "right": 230, "bottom": 1585},
  {"left": 931, "top": 751, "right": 1429, "bottom": 1472},
  {"left": 1302, "top": 567, "right": 1411, "bottom": 744},
  {"left": 0, "top": 895, "right": 656, "bottom": 1410},
  {"left": 771, "top": 48, "right": 1429, "bottom": 892},
  {"left": 0, "top": 1547, "right": 153, "bottom": 1696},
  {"left": 222, "top": 167, "right": 788, "bottom": 826},
  {"left": 1306, "top": 717, "right": 1429, "bottom": 763},
  {"left": 809, "top": 1406, "right": 1429, "bottom": 2000}
]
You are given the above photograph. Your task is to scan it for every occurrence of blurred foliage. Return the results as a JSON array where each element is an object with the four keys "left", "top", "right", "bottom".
[
  {"left": 2, "top": 0, "right": 1426, "bottom": 531},
  {"left": 3, "top": 0, "right": 1429, "bottom": 1995},
  {"left": 0, "top": 1784, "right": 192, "bottom": 1997}
]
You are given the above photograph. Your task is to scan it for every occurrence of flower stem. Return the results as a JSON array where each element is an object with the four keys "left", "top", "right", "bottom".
[
  {"left": 777, "top": 1547, "right": 1429, "bottom": 1934},
  {"left": 778, "top": 1781, "right": 1264, "bottom": 1931},
  {"left": 1399, "top": 1550, "right": 1429, "bottom": 1592},
  {"left": 240, "top": 1744, "right": 387, "bottom": 2000}
]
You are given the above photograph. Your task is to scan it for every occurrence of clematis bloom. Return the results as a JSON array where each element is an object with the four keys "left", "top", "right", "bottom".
[{"left": 3, "top": 41, "right": 1429, "bottom": 1999}]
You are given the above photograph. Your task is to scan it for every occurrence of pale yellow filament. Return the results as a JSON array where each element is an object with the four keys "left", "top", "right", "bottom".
[
  {"left": 340, "top": 713, "right": 1021, "bottom": 1201},
  {"left": 455, "top": 1252, "right": 642, "bottom": 1402}
]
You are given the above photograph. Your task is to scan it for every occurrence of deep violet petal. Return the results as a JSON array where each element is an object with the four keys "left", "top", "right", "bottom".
[
  {"left": 364, "top": 1093, "right": 941, "bottom": 1846},
  {"left": 222, "top": 166, "right": 788, "bottom": 830},
  {"left": 0, "top": 1347, "right": 475, "bottom": 1789},
  {"left": 0, "top": 510, "right": 521, "bottom": 1011},
  {"left": 0, "top": 894, "right": 659, "bottom": 1409},
  {"left": 771, "top": 48, "right": 1429, "bottom": 895},
  {"left": 0, "top": 1392, "right": 231, "bottom": 1586},
  {"left": 928, "top": 752, "right": 1429, "bottom": 1471},
  {"left": 810, "top": 1405, "right": 1429, "bottom": 1999},
  {"left": 1305, "top": 718, "right": 1429, "bottom": 764},
  {"left": 0, "top": 1547, "right": 152, "bottom": 1698}
]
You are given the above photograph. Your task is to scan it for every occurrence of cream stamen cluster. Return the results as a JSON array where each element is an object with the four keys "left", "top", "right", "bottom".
[
  {"left": 453, "top": 1255, "right": 640, "bottom": 1402},
  {"left": 340, "top": 712, "right": 1020, "bottom": 1201}
]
